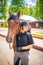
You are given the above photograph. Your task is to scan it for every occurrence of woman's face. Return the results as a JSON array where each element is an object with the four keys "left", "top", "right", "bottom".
[{"left": 23, "top": 25, "right": 28, "bottom": 32}]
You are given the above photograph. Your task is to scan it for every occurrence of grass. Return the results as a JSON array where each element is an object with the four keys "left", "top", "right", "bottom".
[
  {"left": 32, "top": 32, "right": 43, "bottom": 39},
  {"left": 0, "top": 26, "right": 8, "bottom": 28}
]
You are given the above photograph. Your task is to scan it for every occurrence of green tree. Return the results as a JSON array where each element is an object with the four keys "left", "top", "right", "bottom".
[
  {"left": 0, "top": 0, "right": 8, "bottom": 20},
  {"left": 32, "top": 0, "right": 43, "bottom": 20},
  {"left": 10, "top": 0, "right": 25, "bottom": 13},
  {"left": 10, "top": 0, "right": 33, "bottom": 16},
  {"left": 2, "top": 0, "right": 7, "bottom": 19},
  {"left": 0, "top": 0, "right": 3, "bottom": 19},
  {"left": 22, "top": 6, "right": 32, "bottom": 16}
]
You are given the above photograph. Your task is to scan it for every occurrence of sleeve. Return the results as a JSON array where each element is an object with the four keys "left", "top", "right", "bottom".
[{"left": 27, "top": 33, "right": 34, "bottom": 45}]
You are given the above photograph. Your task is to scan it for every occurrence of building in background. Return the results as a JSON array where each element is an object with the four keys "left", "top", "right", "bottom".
[
  {"left": 30, "top": 21, "right": 43, "bottom": 29},
  {"left": 20, "top": 15, "right": 43, "bottom": 29},
  {"left": 0, "top": 20, "right": 6, "bottom": 26}
]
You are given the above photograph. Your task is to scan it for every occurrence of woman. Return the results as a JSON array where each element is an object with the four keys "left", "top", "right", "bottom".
[{"left": 14, "top": 21, "right": 34, "bottom": 65}]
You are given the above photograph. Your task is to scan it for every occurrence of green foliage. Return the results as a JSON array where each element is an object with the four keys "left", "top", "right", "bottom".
[
  {"left": 10, "top": 0, "right": 33, "bottom": 16},
  {"left": 0, "top": 0, "right": 3, "bottom": 19},
  {"left": 10, "top": 0, "right": 25, "bottom": 13},
  {"left": 21, "top": 6, "right": 33, "bottom": 16},
  {"left": 11, "top": 0, "right": 24, "bottom": 7},
  {"left": 0, "top": 0, "right": 8, "bottom": 20},
  {"left": 0, "top": 0, "right": 43, "bottom": 20},
  {"left": 32, "top": 0, "right": 43, "bottom": 20}
]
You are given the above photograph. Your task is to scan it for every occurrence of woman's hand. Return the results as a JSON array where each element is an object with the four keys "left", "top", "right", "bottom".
[{"left": 22, "top": 45, "right": 33, "bottom": 50}]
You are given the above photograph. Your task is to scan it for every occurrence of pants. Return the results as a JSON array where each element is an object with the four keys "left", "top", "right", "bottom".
[{"left": 14, "top": 51, "right": 29, "bottom": 65}]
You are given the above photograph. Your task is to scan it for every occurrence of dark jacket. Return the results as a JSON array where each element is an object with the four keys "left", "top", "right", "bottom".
[{"left": 16, "top": 32, "right": 34, "bottom": 52}]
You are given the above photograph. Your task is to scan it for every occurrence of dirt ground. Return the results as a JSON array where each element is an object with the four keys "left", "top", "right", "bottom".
[
  {"left": 0, "top": 37, "right": 43, "bottom": 65},
  {"left": 0, "top": 28, "right": 43, "bottom": 65}
]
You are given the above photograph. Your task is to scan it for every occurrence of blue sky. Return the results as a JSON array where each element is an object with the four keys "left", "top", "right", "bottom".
[
  {"left": 8, "top": 0, "right": 12, "bottom": 3},
  {"left": 25, "top": 0, "right": 36, "bottom": 7},
  {"left": 8, "top": 0, "right": 36, "bottom": 7}
]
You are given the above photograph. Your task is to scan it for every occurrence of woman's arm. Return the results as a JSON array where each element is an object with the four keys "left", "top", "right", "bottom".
[
  {"left": 16, "top": 44, "right": 33, "bottom": 52},
  {"left": 22, "top": 44, "right": 33, "bottom": 50}
]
